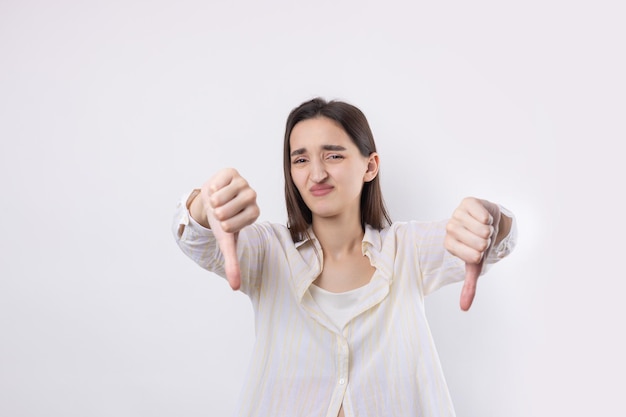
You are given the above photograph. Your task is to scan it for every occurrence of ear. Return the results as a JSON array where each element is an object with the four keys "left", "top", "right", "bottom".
[{"left": 363, "top": 152, "right": 380, "bottom": 182}]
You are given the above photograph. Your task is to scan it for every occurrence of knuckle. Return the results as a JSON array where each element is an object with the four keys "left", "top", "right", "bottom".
[
  {"left": 206, "top": 180, "right": 218, "bottom": 194},
  {"left": 468, "top": 250, "right": 482, "bottom": 264},
  {"left": 209, "top": 195, "right": 219, "bottom": 209},
  {"left": 233, "top": 176, "right": 246, "bottom": 188},
  {"left": 242, "top": 187, "right": 256, "bottom": 202},
  {"left": 221, "top": 220, "right": 234, "bottom": 233},
  {"left": 213, "top": 207, "right": 225, "bottom": 221}
]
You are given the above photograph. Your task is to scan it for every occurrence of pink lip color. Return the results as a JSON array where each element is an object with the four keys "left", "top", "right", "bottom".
[{"left": 310, "top": 184, "right": 333, "bottom": 197}]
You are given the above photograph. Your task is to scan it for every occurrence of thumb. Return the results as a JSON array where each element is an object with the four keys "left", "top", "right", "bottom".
[
  {"left": 207, "top": 210, "right": 241, "bottom": 291},
  {"left": 218, "top": 232, "right": 241, "bottom": 291},
  {"left": 460, "top": 262, "right": 482, "bottom": 311}
]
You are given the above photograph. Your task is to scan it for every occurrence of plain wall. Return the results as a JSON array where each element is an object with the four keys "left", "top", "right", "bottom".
[{"left": 1, "top": 1, "right": 624, "bottom": 416}]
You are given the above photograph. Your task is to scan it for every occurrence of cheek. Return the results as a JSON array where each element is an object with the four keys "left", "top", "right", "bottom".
[
  {"left": 345, "top": 165, "right": 367, "bottom": 188},
  {"left": 290, "top": 169, "right": 305, "bottom": 191}
]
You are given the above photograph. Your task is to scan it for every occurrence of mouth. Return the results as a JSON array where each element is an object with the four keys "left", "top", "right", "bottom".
[{"left": 309, "top": 184, "right": 334, "bottom": 197}]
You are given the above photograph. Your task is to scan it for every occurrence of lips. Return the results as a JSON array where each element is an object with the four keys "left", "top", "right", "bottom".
[{"left": 310, "top": 184, "right": 334, "bottom": 197}]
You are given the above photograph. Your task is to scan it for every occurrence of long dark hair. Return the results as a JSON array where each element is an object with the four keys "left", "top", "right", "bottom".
[{"left": 283, "top": 97, "right": 391, "bottom": 242}]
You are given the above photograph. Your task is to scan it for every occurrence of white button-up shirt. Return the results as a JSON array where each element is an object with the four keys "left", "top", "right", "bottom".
[{"left": 173, "top": 195, "right": 517, "bottom": 417}]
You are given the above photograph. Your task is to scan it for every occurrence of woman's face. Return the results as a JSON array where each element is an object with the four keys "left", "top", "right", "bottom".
[{"left": 289, "top": 116, "right": 377, "bottom": 223}]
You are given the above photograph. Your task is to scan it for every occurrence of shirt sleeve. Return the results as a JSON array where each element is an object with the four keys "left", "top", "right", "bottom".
[
  {"left": 406, "top": 204, "right": 518, "bottom": 295},
  {"left": 172, "top": 190, "right": 228, "bottom": 278},
  {"left": 402, "top": 220, "right": 466, "bottom": 295},
  {"left": 481, "top": 205, "right": 518, "bottom": 273}
]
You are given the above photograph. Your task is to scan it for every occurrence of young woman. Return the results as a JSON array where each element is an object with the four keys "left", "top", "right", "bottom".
[{"left": 173, "top": 98, "right": 516, "bottom": 417}]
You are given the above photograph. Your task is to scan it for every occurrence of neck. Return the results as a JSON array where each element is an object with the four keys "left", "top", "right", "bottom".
[{"left": 312, "top": 214, "right": 364, "bottom": 260}]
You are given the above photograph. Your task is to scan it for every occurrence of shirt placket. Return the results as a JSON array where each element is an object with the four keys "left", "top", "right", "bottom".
[{"left": 325, "top": 333, "right": 350, "bottom": 417}]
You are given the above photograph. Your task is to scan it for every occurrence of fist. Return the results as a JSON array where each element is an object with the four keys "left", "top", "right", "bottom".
[
  {"left": 199, "top": 168, "right": 260, "bottom": 290},
  {"left": 445, "top": 197, "right": 501, "bottom": 311}
]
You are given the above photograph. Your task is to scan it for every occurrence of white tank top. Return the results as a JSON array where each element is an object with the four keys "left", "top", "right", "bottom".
[{"left": 308, "top": 283, "right": 371, "bottom": 330}]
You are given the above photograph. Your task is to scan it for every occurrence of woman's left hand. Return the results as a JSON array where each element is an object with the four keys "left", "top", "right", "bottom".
[{"left": 444, "top": 197, "right": 501, "bottom": 311}]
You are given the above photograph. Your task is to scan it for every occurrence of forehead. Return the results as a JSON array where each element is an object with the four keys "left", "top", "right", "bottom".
[{"left": 289, "top": 117, "right": 353, "bottom": 148}]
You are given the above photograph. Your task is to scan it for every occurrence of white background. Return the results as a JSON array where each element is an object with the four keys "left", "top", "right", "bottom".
[{"left": 1, "top": 1, "right": 624, "bottom": 416}]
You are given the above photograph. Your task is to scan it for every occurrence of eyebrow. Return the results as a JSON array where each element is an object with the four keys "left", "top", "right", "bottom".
[{"left": 290, "top": 145, "right": 347, "bottom": 157}]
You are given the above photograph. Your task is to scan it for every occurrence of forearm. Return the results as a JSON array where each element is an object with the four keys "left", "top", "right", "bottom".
[
  {"left": 187, "top": 188, "right": 211, "bottom": 229},
  {"left": 495, "top": 211, "right": 513, "bottom": 246}
]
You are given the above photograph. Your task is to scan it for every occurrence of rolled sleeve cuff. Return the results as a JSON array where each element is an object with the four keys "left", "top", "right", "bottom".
[
  {"left": 173, "top": 189, "right": 214, "bottom": 243},
  {"left": 485, "top": 204, "right": 518, "bottom": 266}
]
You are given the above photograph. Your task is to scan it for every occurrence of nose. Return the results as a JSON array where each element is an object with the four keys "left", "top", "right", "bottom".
[{"left": 310, "top": 159, "right": 328, "bottom": 183}]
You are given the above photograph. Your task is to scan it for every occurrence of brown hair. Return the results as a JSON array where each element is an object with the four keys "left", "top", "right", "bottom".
[{"left": 283, "top": 97, "right": 392, "bottom": 242}]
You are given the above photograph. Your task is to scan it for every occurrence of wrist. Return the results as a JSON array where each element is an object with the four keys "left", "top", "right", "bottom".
[
  {"left": 495, "top": 212, "right": 512, "bottom": 245},
  {"left": 187, "top": 189, "right": 210, "bottom": 228}
]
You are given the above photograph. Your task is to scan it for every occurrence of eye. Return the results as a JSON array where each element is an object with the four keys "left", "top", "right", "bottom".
[
  {"left": 292, "top": 157, "right": 308, "bottom": 164},
  {"left": 327, "top": 154, "right": 344, "bottom": 160}
]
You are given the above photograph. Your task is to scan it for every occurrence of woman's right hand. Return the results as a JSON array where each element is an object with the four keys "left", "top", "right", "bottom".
[{"left": 189, "top": 168, "right": 260, "bottom": 290}]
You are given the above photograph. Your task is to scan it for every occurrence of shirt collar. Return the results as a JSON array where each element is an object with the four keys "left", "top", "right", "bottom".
[
  {"left": 294, "top": 230, "right": 315, "bottom": 249},
  {"left": 292, "top": 229, "right": 321, "bottom": 301},
  {"left": 361, "top": 224, "right": 382, "bottom": 255}
]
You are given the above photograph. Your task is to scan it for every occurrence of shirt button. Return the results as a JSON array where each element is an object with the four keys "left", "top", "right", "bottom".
[{"left": 339, "top": 378, "right": 346, "bottom": 385}]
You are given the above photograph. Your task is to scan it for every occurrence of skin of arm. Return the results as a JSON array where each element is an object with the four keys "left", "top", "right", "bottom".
[
  {"left": 495, "top": 211, "right": 513, "bottom": 246},
  {"left": 187, "top": 189, "right": 209, "bottom": 228}
]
